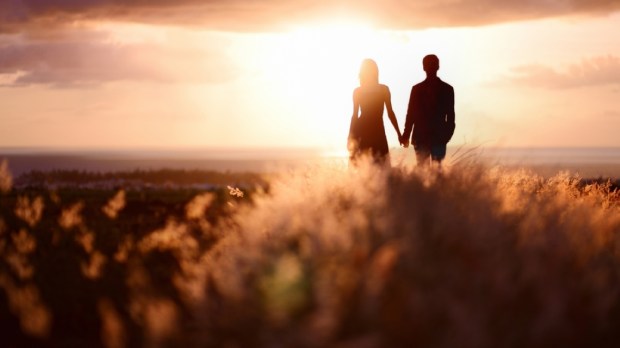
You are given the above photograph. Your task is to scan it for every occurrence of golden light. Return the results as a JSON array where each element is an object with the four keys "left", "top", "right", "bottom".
[{"left": 243, "top": 20, "right": 410, "bottom": 150}]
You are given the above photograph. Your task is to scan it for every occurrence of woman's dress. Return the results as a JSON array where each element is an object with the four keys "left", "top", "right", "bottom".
[{"left": 355, "top": 85, "right": 389, "bottom": 159}]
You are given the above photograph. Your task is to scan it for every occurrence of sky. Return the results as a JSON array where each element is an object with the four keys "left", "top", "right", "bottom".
[{"left": 1, "top": 0, "right": 619, "bottom": 152}]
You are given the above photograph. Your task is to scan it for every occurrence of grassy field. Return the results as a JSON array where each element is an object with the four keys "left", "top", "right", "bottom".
[{"left": 1, "top": 158, "right": 620, "bottom": 347}]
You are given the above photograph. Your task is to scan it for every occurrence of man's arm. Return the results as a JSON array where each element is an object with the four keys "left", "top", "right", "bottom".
[
  {"left": 402, "top": 86, "right": 416, "bottom": 145},
  {"left": 445, "top": 86, "right": 455, "bottom": 143}
]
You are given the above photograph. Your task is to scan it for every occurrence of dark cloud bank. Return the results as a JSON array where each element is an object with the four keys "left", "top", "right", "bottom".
[
  {"left": 1, "top": 0, "right": 619, "bottom": 88},
  {"left": 0, "top": 35, "right": 237, "bottom": 87},
  {"left": 1, "top": 0, "right": 620, "bottom": 32}
]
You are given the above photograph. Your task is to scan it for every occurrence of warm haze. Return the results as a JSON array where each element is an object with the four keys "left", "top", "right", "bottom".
[{"left": 1, "top": 1, "right": 619, "bottom": 151}]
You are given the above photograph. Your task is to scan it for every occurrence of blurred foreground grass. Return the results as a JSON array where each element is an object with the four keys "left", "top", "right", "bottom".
[{"left": 1, "top": 158, "right": 620, "bottom": 348}]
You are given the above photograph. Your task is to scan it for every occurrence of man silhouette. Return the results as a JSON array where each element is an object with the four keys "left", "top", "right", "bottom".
[{"left": 400, "top": 54, "right": 455, "bottom": 168}]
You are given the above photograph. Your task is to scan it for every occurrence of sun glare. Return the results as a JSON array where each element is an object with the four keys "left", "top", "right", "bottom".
[
  {"left": 187, "top": 19, "right": 474, "bottom": 150},
  {"left": 245, "top": 20, "right": 406, "bottom": 149},
  {"left": 265, "top": 21, "right": 379, "bottom": 92}
]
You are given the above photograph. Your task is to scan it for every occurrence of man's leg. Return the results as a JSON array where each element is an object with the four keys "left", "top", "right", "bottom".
[
  {"left": 414, "top": 144, "right": 431, "bottom": 167},
  {"left": 430, "top": 144, "right": 447, "bottom": 170}
]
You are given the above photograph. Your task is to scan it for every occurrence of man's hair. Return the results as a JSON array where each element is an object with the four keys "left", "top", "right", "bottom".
[{"left": 423, "top": 54, "right": 439, "bottom": 72}]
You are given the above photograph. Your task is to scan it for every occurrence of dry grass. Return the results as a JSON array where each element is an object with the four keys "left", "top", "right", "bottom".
[{"left": 1, "top": 157, "right": 620, "bottom": 347}]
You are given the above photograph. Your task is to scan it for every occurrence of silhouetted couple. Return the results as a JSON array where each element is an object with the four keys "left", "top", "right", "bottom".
[{"left": 348, "top": 55, "right": 455, "bottom": 168}]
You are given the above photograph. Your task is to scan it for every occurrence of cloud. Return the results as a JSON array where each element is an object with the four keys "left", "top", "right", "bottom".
[
  {"left": 602, "top": 110, "right": 620, "bottom": 118},
  {"left": 2, "top": 1, "right": 618, "bottom": 88},
  {"left": 501, "top": 55, "right": 620, "bottom": 89},
  {"left": 1, "top": 0, "right": 619, "bottom": 33},
  {"left": 0, "top": 32, "right": 237, "bottom": 87}
]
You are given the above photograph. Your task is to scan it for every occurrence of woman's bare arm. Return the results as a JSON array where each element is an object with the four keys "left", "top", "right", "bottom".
[
  {"left": 348, "top": 89, "right": 361, "bottom": 151},
  {"left": 384, "top": 86, "right": 402, "bottom": 140},
  {"left": 352, "top": 88, "right": 360, "bottom": 120}
]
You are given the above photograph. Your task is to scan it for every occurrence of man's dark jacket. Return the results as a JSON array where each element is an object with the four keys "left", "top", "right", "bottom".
[{"left": 402, "top": 77, "right": 455, "bottom": 146}]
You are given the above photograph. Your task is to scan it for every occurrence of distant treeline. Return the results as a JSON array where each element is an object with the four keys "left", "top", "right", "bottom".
[{"left": 15, "top": 168, "right": 268, "bottom": 187}]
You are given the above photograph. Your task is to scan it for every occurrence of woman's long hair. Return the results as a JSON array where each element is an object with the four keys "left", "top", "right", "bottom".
[{"left": 359, "top": 59, "right": 379, "bottom": 86}]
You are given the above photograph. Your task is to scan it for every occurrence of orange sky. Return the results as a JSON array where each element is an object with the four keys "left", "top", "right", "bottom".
[{"left": 1, "top": 1, "right": 619, "bottom": 151}]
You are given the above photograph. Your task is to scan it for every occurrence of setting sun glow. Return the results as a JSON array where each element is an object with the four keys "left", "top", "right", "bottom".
[
  {"left": 236, "top": 21, "right": 427, "bottom": 150},
  {"left": 1, "top": 4, "right": 619, "bottom": 150}
]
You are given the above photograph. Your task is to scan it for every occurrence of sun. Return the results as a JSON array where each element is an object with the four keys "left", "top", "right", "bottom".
[
  {"left": 263, "top": 20, "right": 378, "bottom": 90},
  {"left": 245, "top": 20, "right": 404, "bottom": 149}
]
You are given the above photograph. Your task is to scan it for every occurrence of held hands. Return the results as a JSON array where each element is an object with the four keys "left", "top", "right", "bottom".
[{"left": 399, "top": 134, "right": 410, "bottom": 148}]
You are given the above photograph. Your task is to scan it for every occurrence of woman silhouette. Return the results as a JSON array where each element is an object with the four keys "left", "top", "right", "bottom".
[{"left": 348, "top": 59, "right": 402, "bottom": 164}]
